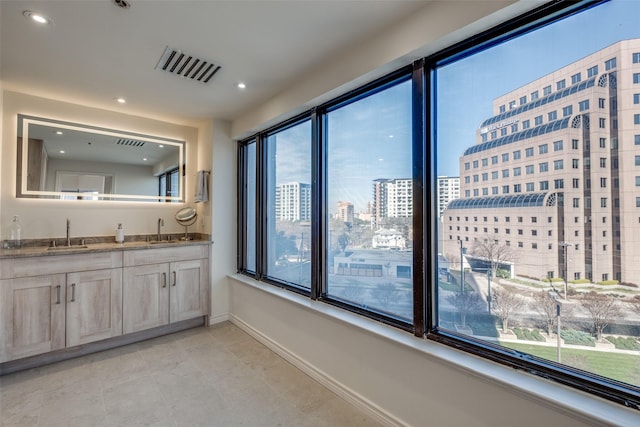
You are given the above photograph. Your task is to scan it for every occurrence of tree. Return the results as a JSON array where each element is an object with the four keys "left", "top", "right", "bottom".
[
  {"left": 580, "top": 291, "right": 621, "bottom": 341},
  {"left": 370, "top": 283, "right": 400, "bottom": 307},
  {"left": 533, "top": 291, "right": 558, "bottom": 337},
  {"left": 629, "top": 295, "right": 640, "bottom": 314},
  {"left": 491, "top": 287, "right": 524, "bottom": 332},
  {"left": 470, "top": 237, "right": 517, "bottom": 278},
  {"left": 446, "top": 291, "right": 484, "bottom": 328}
]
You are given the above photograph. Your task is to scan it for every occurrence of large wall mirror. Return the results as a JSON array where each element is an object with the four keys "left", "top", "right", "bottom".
[{"left": 17, "top": 114, "right": 185, "bottom": 202}]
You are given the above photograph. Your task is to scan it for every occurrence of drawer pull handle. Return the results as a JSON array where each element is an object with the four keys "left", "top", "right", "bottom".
[
  {"left": 56, "top": 285, "right": 61, "bottom": 304},
  {"left": 70, "top": 283, "right": 76, "bottom": 302},
  {"left": 162, "top": 272, "right": 167, "bottom": 288},
  {"left": 172, "top": 271, "right": 177, "bottom": 287}
]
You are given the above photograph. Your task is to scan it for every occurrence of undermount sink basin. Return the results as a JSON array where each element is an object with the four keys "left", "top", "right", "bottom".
[
  {"left": 48, "top": 245, "right": 89, "bottom": 251},
  {"left": 150, "top": 240, "right": 180, "bottom": 244}
]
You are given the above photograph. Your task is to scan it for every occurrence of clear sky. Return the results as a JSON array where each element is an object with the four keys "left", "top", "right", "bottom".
[{"left": 272, "top": 0, "right": 640, "bottom": 214}]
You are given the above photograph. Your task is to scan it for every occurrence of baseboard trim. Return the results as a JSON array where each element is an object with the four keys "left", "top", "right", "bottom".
[
  {"left": 229, "top": 314, "right": 406, "bottom": 427},
  {"left": 207, "top": 312, "right": 229, "bottom": 326}
]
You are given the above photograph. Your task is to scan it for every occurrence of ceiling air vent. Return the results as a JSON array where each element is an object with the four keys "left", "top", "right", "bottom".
[
  {"left": 116, "top": 138, "right": 146, "bottom": 147},
  {"left": 155, "top": 46, "right": 221, "bottom": 83}
]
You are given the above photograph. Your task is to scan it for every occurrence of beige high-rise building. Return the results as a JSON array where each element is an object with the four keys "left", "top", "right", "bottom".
[
  {"left": 444, "top": 39, "right": 640, "bottom": 284},
  {"left": 337, "top": 201, "right": 354, "bottom": 223},
  {"left": 372, "top": 178, "right": 413, "bottom": 228}
]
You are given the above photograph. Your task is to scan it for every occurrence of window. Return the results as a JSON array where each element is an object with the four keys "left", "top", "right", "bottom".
[
  {"left": 636, "top": 176, "right": 640, "bottom": 187},
  {"left": 526, "top": 182, "right": 534, "bottom": 192},
  {"left": 600, "top": 177, "right": 607, "bottom": 188},
  {"left": 573, "top": 198, "right": 580, "bottom": 208},
  {"left": 235, "top": 0, "right": 640, "bottom": 413},
  {"left": 522, "top": 119, "right": 530, "bottom": 129},
  {"left": 599, "top": 117, "right": 606, "bottom": 128},
  {"left": 519, "top": 95, "right": 527, "bottom": 105},
  {"left": 635, "top": 114, "right": 640, "bottom": 125},
  {"left": 578, "top": 99, "right": 589, "bottom": 111},
  {"left": 513, "top": 184, "right": 521, "bottom": 193},
  {"left": 265, "top": 120, "right": 312, "bottom": 287},
  {"left": 556, "top": 79, "right": 566, "bottom": 90},
  {"left": 502, "top": 169, "right": 509, "bottom": 178},
  {"left": 634, "top": 52, "right": 640, "bottom": 63},
  {"left": 538, "top": 144, "right": 548, "bottom": 154},
  {"left": 513, "top": 150, "right": 521, "bottom": 160},
  {"left": 634, "top": 94, "right": 640, "bottom": 105},
  {"left": 571, "top": 72, "right": 581, "bottom": 84},
  {"left": 605, "top": 57, "right": 616, "bottom": 70},
  {"left": 548, "top": 110, "right": 557, "bottom": 121},
  {"left": 531, "top": 90, "right": 539, "bottom": 100},
  {"left": 473, "top": 174, "right": 479, "bottom": 182},
  {"left": 572, "top": 178, "right": 580, "bottom": 188},
  {"left": 464, "top": 176, "right": 470, "bottom": 184},
  {"left": 600, "top": 157, "right": 607, "bottom": 168},
  {"left": 539, "top": 162, "right": 548, "bottom": 172},
  {"left": 636, "top": 135, "right": 640, "bottom": 145},
  {"left": 634, "top": 73, "right": 640, "bottom": 84},
  {"left": 599, "top": 137, "right": 606, "bottom": 148},
  {"left": 513, "top": 167, "right": 521, "bottom": 176},
  {"left": 572, "top": 159, "right": 579, "bottom": 169},
  {"left": 482, "top": 158, "right": 488, "bottom": 167},
  {"left": 491, "top": 155, "right": 498, "bottom": 164},
  {"left": 562, "top": 105, "right": 573, "bottom": 117},
  {"left": 601, "top": 197, "right": 607, "bottom": 208},
  {"left": 482, "top": 172, "right": 488, "bottom": 181},
  {"left": 599, "top": 97, "right": 606, "bottom": 108},
  {"left": 571, "top": 139, "right": 579, "bottom": 149},
  {"left": 553, "top": 160, "right": 563, "bottom": 170},
  {"left": 502, "top": 153, "right": 509, "bottom": 162},
  {"left": 491, "top": 171, "right": 498, "bottom": 179}
]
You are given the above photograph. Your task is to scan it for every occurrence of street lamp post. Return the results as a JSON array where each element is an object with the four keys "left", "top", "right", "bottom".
[
  {"left": 556, "top": 301, "right": 562, "bottom": 363},
  {"left": 487, "top": 268, "right": 492, "bottom": 313},
  {"left": 559, "top": 242, "right": 573, "bottom": 300},
  {"left": 459, "top": 240, "right": 465, "bottom": 294}
]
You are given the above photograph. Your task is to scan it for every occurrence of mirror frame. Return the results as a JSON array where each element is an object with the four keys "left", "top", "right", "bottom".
[{"left": 17, "top": 114, "right": 186, "bottom": 202}]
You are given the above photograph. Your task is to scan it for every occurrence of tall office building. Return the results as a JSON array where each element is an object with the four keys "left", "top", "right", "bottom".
[
  {"left": 275, "top": 182, "right": 311, "bottom": 221},
  {"left": 444, "top": 39, "right": 640, "bottom": 283},
  {"left": 337, "top": 201, "right": 354, "bottom": 223},
  {"left": 437, "top": 176, "right": 460, "bottom": 217},
  {"left": 372, "top": 178, "right": 413, "bottom": 227}
]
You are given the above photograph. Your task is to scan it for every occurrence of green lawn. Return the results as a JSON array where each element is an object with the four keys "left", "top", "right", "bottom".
[{"left": 501, "top": 342, "right": 640, "bottom": 387}]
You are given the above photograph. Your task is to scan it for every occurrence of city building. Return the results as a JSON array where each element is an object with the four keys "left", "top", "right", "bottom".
[
  {"left": 372, "top": 178, "right": 413, "bottom": 227},
  {"left": 275, "top": 182, "right": 311, "bottom": 221},
  {"left": 437, "top": 176, "right": 460, "bottom": 217},
  {"left": 371, "top": 228, "right": 407, "bottom": 250},
  {"left": 336, "top": 200, "right": 354, "bottom": 223},
  {"left": 444, "top": 39, "right": 640, "bottom": 283}
]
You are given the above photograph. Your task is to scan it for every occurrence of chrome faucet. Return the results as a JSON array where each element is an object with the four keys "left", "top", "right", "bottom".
[
  {"left": 66, "top": 218, "right": 71, "bottom": 247},
  {"left": 157, "top": 218, "right": 164, "bottom": 241}
]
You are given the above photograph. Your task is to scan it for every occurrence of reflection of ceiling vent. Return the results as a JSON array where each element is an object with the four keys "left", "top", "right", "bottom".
[
  {"left": 155, "top": 46, "right": 221, "bottom": 83},
  {"left": 116, "top": 138, "right": 146, "bottom": 147}
]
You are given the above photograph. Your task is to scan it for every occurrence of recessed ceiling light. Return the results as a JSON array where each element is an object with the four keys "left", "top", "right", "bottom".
[
  {"left": 143, "top": 158, "right": 148, "bottom": 161},
  {"left": 237, "top": 82, "right": 247, "bottom": 90},
  {"left": 59, "top": 150, "right": 65, "bottom": 154},
  {"left": 115, "top": 97, "right": 127, "bottom": 104},
  {"left": 158, "top": 144, "right": 164, "bottom": 148},
  {"left": 23, "top": 11, "right": 52, "bottom": 25},
  {"left": 56, "top": 131, "right": 63, "bottom": 135}
]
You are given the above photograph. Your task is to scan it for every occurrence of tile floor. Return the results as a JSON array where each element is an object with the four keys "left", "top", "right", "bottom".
[{"left": 1, "top": 322, "right": 382, "bottom": 427}]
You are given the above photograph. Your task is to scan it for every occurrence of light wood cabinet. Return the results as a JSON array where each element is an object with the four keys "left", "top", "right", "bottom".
[
  {"left": 123, "top": 247, "right": 208, "bottom": 334},
  {"left": 0, "top": 274, "right": 66, "bottom": 362},
  {"left": 66, "top": 268, "right": 123, "bottom": 347}
]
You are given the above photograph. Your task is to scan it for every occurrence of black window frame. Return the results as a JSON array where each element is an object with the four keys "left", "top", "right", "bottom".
[{"left": 237, "top": 0, "right": 640, "bottom": 410}]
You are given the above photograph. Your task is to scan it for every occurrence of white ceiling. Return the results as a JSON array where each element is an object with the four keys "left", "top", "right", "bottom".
[{"left": 1, "top": 0, "right": 431, "bottom": 125}]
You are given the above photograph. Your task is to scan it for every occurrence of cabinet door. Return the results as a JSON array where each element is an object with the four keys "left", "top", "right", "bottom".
[
  {"left": 123, "top": 264, "right": 170, "bottom": 334},
  {"left": 170, "top": 259, "right": 208, "bottom": 323},
  {"left": 0, "top": 274, "right": 66, "bottom": 362},
  {"left": 66, "top": 268, "right": 123, "bottom": 347}
]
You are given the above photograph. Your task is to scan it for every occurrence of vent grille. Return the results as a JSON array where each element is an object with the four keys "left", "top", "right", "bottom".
[
  {"left": 155, "top": 46, "right": 221, "bottom": 83},
  {"left": 116, "top": 138, "right": 146, "bottom": 147}
]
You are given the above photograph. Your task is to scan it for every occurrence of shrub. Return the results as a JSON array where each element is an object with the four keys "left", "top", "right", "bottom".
[
  {"left": 561, "top": 329, "right": 595, "bottom": 347},
  {"left": 596, "top": 280, "right": 619, "bottom": 286},
  {"left": 496, "top": 269, "right": 510, "bottom": 279},
  {"left": 513, "top": 327, "right": 545, "bottom": 342},
  {"left": 569, "top": 279, "right": 591, "bottom": 284},
  {"left": 605, "top": 336, "right": 640, "bottom": 351},
  {"left": 542, "top": 277, "right": 564, "bottom": 283}
]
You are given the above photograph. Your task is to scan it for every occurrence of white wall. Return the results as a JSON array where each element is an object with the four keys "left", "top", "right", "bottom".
[
  {"left": 229, "top": 276, "right": 638, "bottom": 427},
  {"left": 1, "top": 91, "right": 203, "bottom": 240}
]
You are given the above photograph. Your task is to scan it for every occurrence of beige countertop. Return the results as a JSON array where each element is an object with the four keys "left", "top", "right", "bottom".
[{"left": 0, "top": 239, "right": 212, "bottom": 260}]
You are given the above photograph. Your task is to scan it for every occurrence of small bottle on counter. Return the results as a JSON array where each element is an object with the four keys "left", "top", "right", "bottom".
[
  {"left": 10, "top": 215, "right": 22, "bottom": 249},
  {"left": 115, "top": 223, "right": 125, "bottom": 243}
]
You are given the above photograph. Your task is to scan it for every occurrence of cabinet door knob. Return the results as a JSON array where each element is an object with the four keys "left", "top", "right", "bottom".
[
  {"left": 172, "top": 271, "right": 177, "bottom": 287},
  {"left": 162, "top": 272, "right": 167, "bottom": 288},
  {"left": 56, "top": 285, "right": 61, "bottom": 304},
  {"left": 70, "top": 283, "right": 76, "bottom": 302}
]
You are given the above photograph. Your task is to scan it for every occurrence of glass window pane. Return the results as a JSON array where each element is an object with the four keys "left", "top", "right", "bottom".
[
  {"left": 265, "top": 121, "right": 312, "bottom": 288},
  {"left": 326, "top": 78, "right": 413, "bottom": 323},
  {"left": 246, "top": 142, "right": 257, "bottom": 272},
  {"left": 435, "top": 0, "right": 639, "bottom": 388}
]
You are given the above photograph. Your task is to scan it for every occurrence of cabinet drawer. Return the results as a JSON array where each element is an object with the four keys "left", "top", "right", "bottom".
[
  {"left": 123, "top": 245, "right": 208, "bottom": 266},
  {"left": 0, "top": 251, "right": 123, "bottom": 279}
]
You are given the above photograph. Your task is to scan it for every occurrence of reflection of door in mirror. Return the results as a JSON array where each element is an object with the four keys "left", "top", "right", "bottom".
[
  {"left": 55, "top": 172, "right": 113, "bottom": 200},
  {"left": 26, "top": 138, "right": 48, "bottom": 192}
]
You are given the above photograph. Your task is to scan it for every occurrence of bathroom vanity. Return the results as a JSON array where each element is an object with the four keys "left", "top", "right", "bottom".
[{"left": 0, "top": 240, "right": 210, "bottom": 373}]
